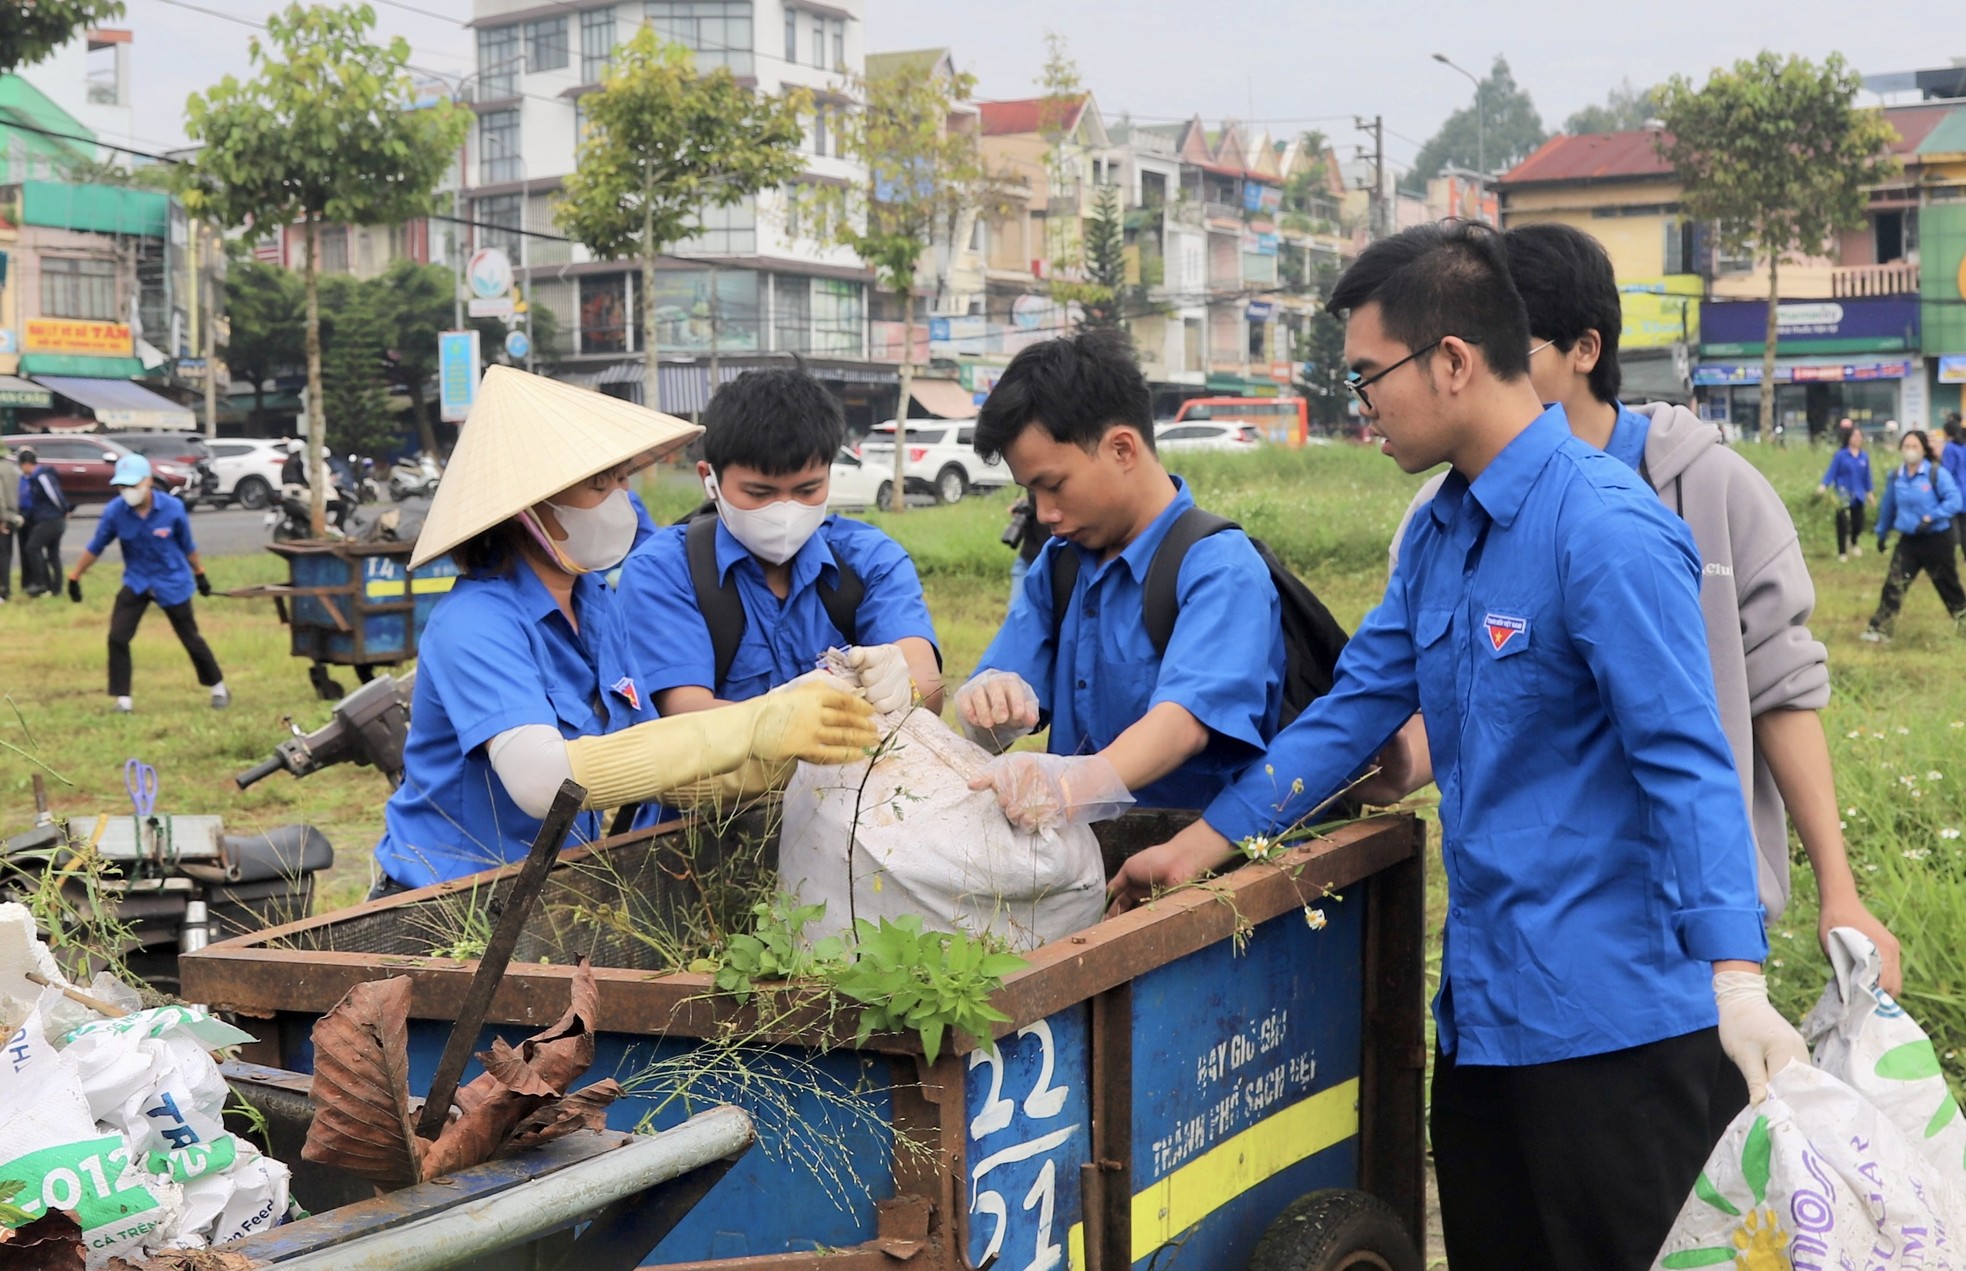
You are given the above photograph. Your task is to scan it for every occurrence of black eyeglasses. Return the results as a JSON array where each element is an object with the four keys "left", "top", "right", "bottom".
[{"left": 1345, "top": 339, "right": 1445, "bottom": 413}]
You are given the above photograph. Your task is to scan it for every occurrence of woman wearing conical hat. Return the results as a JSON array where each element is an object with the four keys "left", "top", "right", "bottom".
[{"left": 371, "top": 367, "right": 877, "bottom": 894}]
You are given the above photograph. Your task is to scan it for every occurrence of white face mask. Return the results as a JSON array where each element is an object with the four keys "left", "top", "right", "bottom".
[
  {"left": 119, "top": 483, "right": 148, "bottom": 507},
  {"left": 537, "top": 487, "right": 639, "bottom": 573},
  {"left": 705, "top": 473, "right": 828, "bottom": 565},
  {"left": 1903, "top": 449, "right": 1923, "bottom": 466}
]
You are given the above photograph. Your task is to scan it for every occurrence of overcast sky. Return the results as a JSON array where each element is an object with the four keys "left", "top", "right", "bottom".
[{"left": 96, "top": 0, "right": 1963, "bottom": 165}]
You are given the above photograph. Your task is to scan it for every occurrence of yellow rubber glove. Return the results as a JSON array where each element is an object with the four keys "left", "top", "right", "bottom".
[{"left": 565, "top": 683, "right": 876, "bottom": 810}]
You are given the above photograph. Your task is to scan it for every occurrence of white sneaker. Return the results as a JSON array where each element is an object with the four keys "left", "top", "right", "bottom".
[
  {"left": 113, "top": 696, "right": 133, "bottom": 713},
  {"left": 1853, "top": 544, "right": 1863, "bottom": 558},
  {"left": 210, "top": 684, "right": 231, "bottom": 710},
  {"left": 1860, "top": 629, "right": 1888, "bottom": 644},
  {"left": 1838, "top": 552, "right": 1848, "bottom": 562}
]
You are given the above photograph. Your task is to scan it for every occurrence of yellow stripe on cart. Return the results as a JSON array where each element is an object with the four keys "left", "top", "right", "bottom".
[
  {"left": 364, "top": 574, "right": 458, "bottom": 601},
  {"left": 1066, "top": 1076, "right": 1360, "bottom": 1268}
]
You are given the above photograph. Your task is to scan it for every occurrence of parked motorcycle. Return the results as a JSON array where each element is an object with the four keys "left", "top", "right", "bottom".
[
  {"left": 352, "top": 454, "right": 383, "bottom": 505},
  {"left": 388, "top": 452, "right": 442, "bottom": 501},
  {"left": 3, "top": 774, "right": 334, "bottom": 995}
]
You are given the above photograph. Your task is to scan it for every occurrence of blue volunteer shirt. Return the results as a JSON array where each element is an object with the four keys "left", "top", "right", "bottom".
[
  {"left": 1207, "top": 406, "right": 1766, "bottom": 1067},
  {"left": 20, "top": 467, "right": 67, "bottom": 522},
  {"left": 614, "top": 514, "right": 939, "bottom": 703},
  {"left": 1603, "top": 401, "right": 1652, "bottom": 473},
  {"left": 85, "top": 490, "right": 198, "bottom": 605},
  {"left": 1822, "top": 447, "right": 1873, "bottom": 503},
  {"left": 975, "top": 477, "right": 1286, "bottom": 811},
  {"left": 1941, "top": 442, "right": 1966, "bottom": 500},
  {"left": 1876, "top": 459, "right": 1963, "bottom": 541},
  {"left": 375, "top": 563, "right": 655, "bottom": 888}
]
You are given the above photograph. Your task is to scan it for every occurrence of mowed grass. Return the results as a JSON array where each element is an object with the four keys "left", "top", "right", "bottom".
[{"left": 5, "top": 441, "right": 1966, "bottom": 1079}]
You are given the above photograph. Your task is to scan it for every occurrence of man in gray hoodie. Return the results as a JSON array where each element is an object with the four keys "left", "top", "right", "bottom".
[
  {"left": 1377, "top": 221, "right": 1902, "bottom": 993},
  {"left": 0, "top": 446, "right": 19, "bottom": 602}
]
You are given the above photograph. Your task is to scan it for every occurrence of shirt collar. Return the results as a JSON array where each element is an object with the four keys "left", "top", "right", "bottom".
[
  {"left": 1081, "top": 476, "right": 1197, "bottom": 584},
  {"left": 1466, "top": 404, "right": 1572, "bottom": 529},
  {"left": 712, "top": 511, "right": 839, "bottom": 589},
  {"left": 511, "top": 557, "right": 602, "bottom": 630}
]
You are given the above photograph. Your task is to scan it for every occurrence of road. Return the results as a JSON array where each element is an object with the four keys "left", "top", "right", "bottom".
[{"left": 54, "top": 502, "right": 286, "bottom": 568}]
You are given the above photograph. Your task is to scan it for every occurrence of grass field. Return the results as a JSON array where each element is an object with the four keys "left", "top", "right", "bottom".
[{"left": 5, "top": 440, "right": 1966, "bottom": 1078}]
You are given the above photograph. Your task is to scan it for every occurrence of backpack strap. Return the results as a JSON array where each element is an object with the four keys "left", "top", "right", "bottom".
[
  {"left": 1141, "top": 508, "right": 1235, "bottom": 655},
  {"left": 817, "top": 555, "right": 863, "bottom": 647},
  {"left": 688, "top": 513, "right": 866, "bottom": 688},
  {"left": 685, "top": 515, "right": 746, "bottom": 691},
  {"left": 1046, "top": 507, "right": 1235, "bottom": 656}
]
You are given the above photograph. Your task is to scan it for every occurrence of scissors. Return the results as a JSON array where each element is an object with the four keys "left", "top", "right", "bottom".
[{"left": 124, "top": 757, "right": 158, "bottom": 821}]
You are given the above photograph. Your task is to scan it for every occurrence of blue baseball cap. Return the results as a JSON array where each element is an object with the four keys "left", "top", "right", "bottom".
[{"left": 110, "top": 453, "right": 153, "bottom": 486}]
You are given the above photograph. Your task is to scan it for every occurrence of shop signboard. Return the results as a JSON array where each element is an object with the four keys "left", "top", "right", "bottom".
[
  {"left": 437, "top": 329, "right": 480, "bottom": 423},
  {"left": 1692, "top": 358, "right": 1914, "bottom": 386},
  {"left": 24, "top": 318, "right": 133, "bottom": 357},
  {"left": 1939, "top": 355, "right": 1966, "bottom": 384},
  {"left": 1700, "top": 297, "right": 1917, "bottom": 356}
]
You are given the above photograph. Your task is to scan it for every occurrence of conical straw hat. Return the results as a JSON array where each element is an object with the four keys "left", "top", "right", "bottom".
[{"left": 411, "top": 366, "right": 701, "bottom": 568}]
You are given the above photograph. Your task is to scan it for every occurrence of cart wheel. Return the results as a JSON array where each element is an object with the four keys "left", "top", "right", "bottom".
[
  {"left": 310, "top": 665, "right": 347, "bottom": 702},
  {"left": 1248, "top": 1190, "right": 1421, "bottom": 1271},
  {"left": 355, "top": 664, "right": 377, "bottom": 684}
]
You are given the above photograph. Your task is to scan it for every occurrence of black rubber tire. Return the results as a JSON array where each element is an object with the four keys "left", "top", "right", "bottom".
[
  {"left": 234, "top": 476, "right": 273, "bottom": 511},
  {"left": 1247, "top": 1190, "right": 1422, "bottom": 1271},
  {"left": 935, "top": 465, "right": 968, "bottom": 505},
  {"left": 876, "top": 480, "right": 895, "bottom": 510}
]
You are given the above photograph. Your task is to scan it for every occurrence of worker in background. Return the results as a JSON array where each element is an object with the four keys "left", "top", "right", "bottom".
[
  {"left": 372, "top": 367, "right": 878, "bottom": 894},
  {"left": 1113, "top": 222, "right": 1805, "bottom": 1271},
  {"left": 65, "top": 455, "right": 228, "bottom": 714},
  {"left": 613, "top": 366, "right": 942, "bottom": 719},
  {"left": 15, "top": 447, "right": 68, "bottom": 598},
  {"left": 0, "top": 446, "right": 20, "bottom": 603}
]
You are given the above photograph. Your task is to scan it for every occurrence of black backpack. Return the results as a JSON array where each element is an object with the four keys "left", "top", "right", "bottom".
[
  {"left": 681, "top": 509, "right": 864, "bottom": 692},
  {"left": 1048, "top": 507, "right": 1350, "bottom": 728}
]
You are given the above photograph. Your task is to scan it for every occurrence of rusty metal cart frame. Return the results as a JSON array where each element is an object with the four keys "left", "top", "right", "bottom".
[{"left": 182, "top": 812, "right": 1428, "bottom": 1270}]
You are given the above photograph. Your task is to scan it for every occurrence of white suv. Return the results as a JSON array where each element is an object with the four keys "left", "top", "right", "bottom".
[
  {"left": 857, "top": 420, "right": 1008, "bottom": 504},
  {"left": 207, "top": 438, "right": 291, "bottom": 510}
]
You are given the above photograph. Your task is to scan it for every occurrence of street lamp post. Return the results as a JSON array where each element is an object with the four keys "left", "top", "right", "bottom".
[{"left": 1432, "top": 52, "right": 1485, "bottom": 202}]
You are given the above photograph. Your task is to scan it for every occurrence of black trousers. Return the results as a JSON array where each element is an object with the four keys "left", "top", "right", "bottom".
[
  {"left": 107, "top": 585, "right": 224, "bottom": 697},
  {"left": 21, "top": 516, "right": 64, "bottom": 594},
  {"left": 0, "top": 526, "right": 14, "bottom": 598},
  {"left": 1869, "top": 530, "right": 1966, "bottom": 633},
  {"left": 1834, "top": 499, "right": 1866, "bottom": 554},
  {"left": 1431, "top": 1027, "right": 1746, "bottom": 1271}
]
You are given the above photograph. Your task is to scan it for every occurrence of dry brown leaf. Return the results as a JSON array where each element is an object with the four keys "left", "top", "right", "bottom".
[
  {"left": 0, "top": 1208, "right": 84, "bottom": 1271},
  {"left": 300, "top": 976, "right": 424, "bottom": 1189},
  {"left": 419, "top": 960, "right": 603, "bottom": 1181},
  {"left": 502, "top": 1079, "right": 623, "bottom": 1153}
]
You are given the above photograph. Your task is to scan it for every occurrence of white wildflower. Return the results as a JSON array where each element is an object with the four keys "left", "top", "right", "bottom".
[
  {"left": 1942, "top": 828, "right": 1962, "bottom": 841},
  {"left": 1929, "top": 771, "right": 1945, "bottom": 782},
  {"left": 1903, "top": 847, "right": 1932, "bottom": 861},
  {"left": 1303, "top": 907, "right": 1327, "bottom": 931}
]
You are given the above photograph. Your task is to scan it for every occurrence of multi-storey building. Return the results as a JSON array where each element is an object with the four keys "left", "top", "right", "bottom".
[{"left": 463, "top": 0, "right": 889, "bottom": 420}]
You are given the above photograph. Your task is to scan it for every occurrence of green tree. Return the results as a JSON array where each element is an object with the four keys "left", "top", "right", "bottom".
[
  {"left": 1656, "top": 53, "right": 1901, "bottom": 439},
  {"left": 1064, "top": 183, "right": 1125, "bottom": 331},
  {"left": 554, "top": 27, "right": 806, "bottom": 413},
  {"left": 798, "top": 55, "right": 1008, "bottom": 511},
  {"left": 319, "top": 277, "right": 395, "bottom": 458},
  {"left": 1280, "top": 130, "right": 1336, "bottom": 233},
  {"left": 1563, "top": 80, "right": 1661, "bottom": 135},
  {"left": 1036, "top": 29, "right": 1087, "bottom": 292},
  {"left": 1407, "top": 57, "right": 1545, "bottom": 188},
  {"left": 2, "top": 0, "right": 123, "bottom": 75},
  {"left": 222, "top": 259, "right": 305, "bottom": 425},
  {"left": 177, "top": 2, "right": 469, "bottom": 534}
]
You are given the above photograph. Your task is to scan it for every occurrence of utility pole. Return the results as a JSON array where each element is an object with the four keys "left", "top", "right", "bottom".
[
  {"left": 706, "top": 261, "right": 720, "bottom": 401},
  {"left": 1354, "top": 115, "right": 1385, "bottom": 240},
  {"left": 201, "top": 223, "right": 218, "bottom": 439}
]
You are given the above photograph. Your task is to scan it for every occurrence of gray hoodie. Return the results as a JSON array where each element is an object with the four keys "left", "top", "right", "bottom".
[{"left": 1389, "top": 402, "right": 1829, "bottom": 918}]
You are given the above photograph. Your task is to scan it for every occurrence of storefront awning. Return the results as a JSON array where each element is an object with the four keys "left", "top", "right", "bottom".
[
  {"left": 31, "top": 376, "right": 196, "bottom": 429},
  {"left": 0, "top": 376, "right": 53, "bottom": 409},
  {"left": 908, "top": 378, "right": 979, "bottom": 419}
]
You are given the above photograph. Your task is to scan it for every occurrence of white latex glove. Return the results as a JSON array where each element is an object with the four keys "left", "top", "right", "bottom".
[
  {"left": 968, "top": 752, "right": 1133, "bottom": 836},
  {"left": 1714, "top": 970, "right": 1811, "bottom": 1104},
  {"left": 844, "top": 644, "right": 914, "bottom": 714},
  {"left": 954, "top": 669, "right": 1041, "bottom": 753}
]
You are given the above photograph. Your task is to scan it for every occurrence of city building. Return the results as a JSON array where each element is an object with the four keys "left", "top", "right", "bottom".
[{"left": 461, "top": 0, "right": 891, "bottom": 422}]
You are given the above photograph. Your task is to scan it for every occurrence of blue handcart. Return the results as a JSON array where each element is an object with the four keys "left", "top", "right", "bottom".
[
  {"left": 229, "top": 540, "right": 459, "bottom": 700},
  {"left": 182, "top": 809, "right": 1429, "bottom": 1270}
]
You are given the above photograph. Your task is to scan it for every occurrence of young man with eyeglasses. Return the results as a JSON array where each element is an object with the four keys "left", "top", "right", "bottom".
[
  {"left": 1370, "top": 221, "right": 1901, "bottom": 997},
  {"left": 1111, "top": 221, "right": 1804, "bottom": 1270}
]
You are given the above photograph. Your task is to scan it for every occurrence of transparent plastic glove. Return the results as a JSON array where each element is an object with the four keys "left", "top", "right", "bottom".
[
  {"left": 844, "top": 644, "right": 914, "bottom": 714},
  {"left": 1714, "top": 970, "right": 1811, "bottom": 1104},
  {"left": 968, "top": 753, "right": 1133, "bottom": 836},
  {"left": 954, "top": 669, "right": 1041, "bottom": 753}
]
